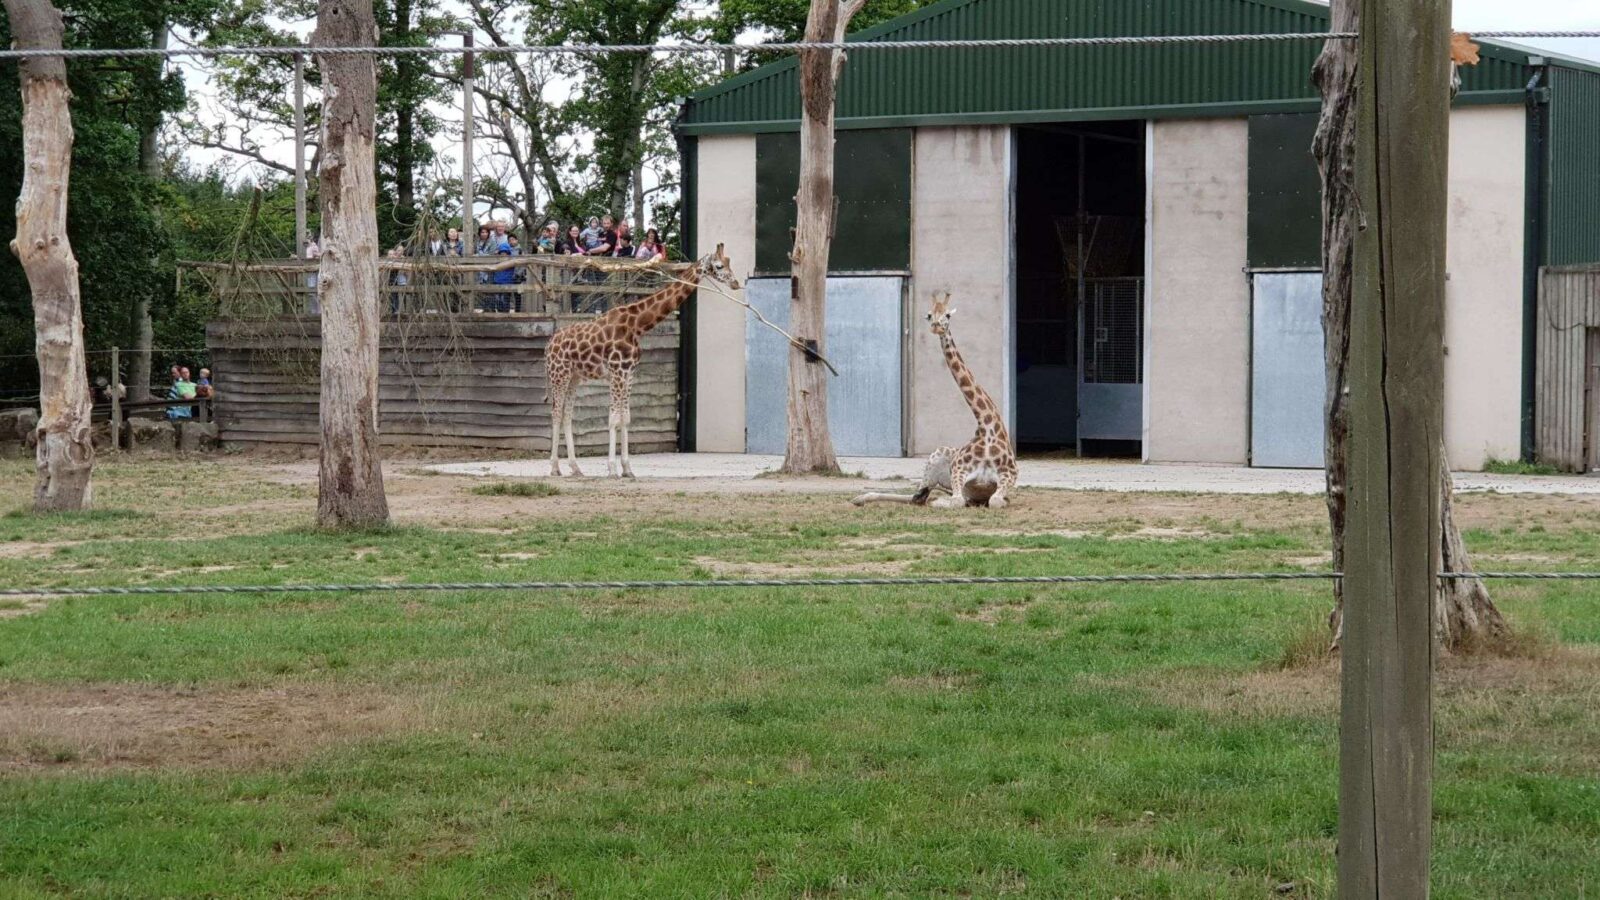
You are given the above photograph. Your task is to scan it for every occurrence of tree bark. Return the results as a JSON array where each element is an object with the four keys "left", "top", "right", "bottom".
[
  {"left": 392, "top": 0, "right": 416, "bottom": 228},
  {"left": 314, "top": 0, "right": 390, "bottom": 529},
  {"left": 781, "top": 0, "right": 862, "bottom": 474},
  {"left": 1314, "top": 0, "right": 1505, "bottom": 653},
  {"left": 131, "top": 20, "right": 166, "bottom": 401},
  {"left": 6, "top": 0, "right": 94, "bottom": 512},
  {"left": 633, "top": 157, "right": 646, "bottom": 231}
]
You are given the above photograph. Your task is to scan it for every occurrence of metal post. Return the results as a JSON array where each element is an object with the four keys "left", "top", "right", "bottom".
[
  {"left": 461, "top": 32, "right": 475, "bottom": 253},
  {"left": 1339, "top": 0, "right": 1448, "bottom": 895},
  {"left": 293, "top": 52, "right": 307, "bottom": 255},
  {"left": 109, "top": 346, "right": 121, "bottom": 452}
]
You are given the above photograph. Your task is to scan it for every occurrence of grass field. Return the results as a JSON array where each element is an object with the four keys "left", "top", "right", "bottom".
[{"left": 1, "top": 457, "right": 1597, "bottom": 898}]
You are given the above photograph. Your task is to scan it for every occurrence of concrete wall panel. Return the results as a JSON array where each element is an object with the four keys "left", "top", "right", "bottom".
[
  {"left": 1444, "top": 105, "right": 1524, "bottom": 469},
  {"left": 909, "top": 126, "right": 1012, "bottom": 456},
  {"left": 693, "top": 135, "right": 757, "bottom": 452},
  {"left": 1146, "top": 119, "right": 1251, "bottom": 464}
]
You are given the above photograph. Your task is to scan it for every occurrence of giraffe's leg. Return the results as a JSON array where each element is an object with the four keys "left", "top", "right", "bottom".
[
  {"left": 563, "top": 393, "right": 584, "bottom": 477},
  {"left": 989, "top": 466, "right": 1017, "bottom": 509},
  {"left": 548, "top": 387, "right": 564, "bottom": 477},
  {"left": 930, "top": 460, "right": 968, "bottom": 509},
  {"left": 617, "top": 373, "right": 635, "bottom": 479},
  {"left": 606, "top": 399, "right": 620, "bottom": 479}
]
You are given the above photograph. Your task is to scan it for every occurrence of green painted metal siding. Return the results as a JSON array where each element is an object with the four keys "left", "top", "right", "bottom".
[
  {"left": 681, "top": 0, "right": 1528, "bottom": 134},
  {"left": 1247, "top": 113, "right": 1320, "bottom": 269},
  {"left": 1545, "top": 65, "right": 1600, "bottom": 266},
  {"left": 754, "top": 129, "right": 913, "bottom": 274}
]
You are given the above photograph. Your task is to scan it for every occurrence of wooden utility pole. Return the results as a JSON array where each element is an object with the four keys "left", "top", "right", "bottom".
[
  {"left": 293, "top": 52, "right": 308, "bottom": 254},
  {"left": 109, "top": 346, "right": 121, "bottom": 452},
  {"left": 313, "top": 0, "right": 390, "bottom": 528},
  {"left": 6, "top": 0, "right": 95, "bottom": 511},
  {"left": 1338, "top": 0, "right": 1449, "bottom": 894},
  {"left": 460, "top": 31, "right": 475, "bottom": 249}
]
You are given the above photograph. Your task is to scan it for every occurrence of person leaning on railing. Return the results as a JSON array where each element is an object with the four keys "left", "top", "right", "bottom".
[{"left": 635, "top": 228, "right": 667, "bottom": 262}]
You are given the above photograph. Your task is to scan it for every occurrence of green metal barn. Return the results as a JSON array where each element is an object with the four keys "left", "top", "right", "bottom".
[{"left": 673, "top": 0, "right": 1600, "bottom": 471}]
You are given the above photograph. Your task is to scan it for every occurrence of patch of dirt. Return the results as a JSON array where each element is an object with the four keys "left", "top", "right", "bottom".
[
  {"left": 0, "top": 683, "right": 423, "bottom": 772},
  {"left": 972, "top": 528, "right": 1092, "bottom": 539},
  {"left": 1135, "top": 664, "right": 1339, "bottom": 718},
  {"left": 1132, "top": 651, "right": 1600, "bottom": 772},
  {"left": 691, "top": 555, "right": 917, "bottom": 577},
  {"left": 0, "top": 541, "right": 79, "bottom": 560},
  {"left": 885, "top": 672, "right": 979, "bottom": 691},
  {"left": 0, "top": 598, "right": 51, "bottom": 619},
  {"left": 1113, "top": 526, "right": 1218, "bottom": 541}
]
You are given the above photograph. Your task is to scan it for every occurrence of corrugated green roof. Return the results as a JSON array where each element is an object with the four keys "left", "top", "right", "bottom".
[
  {"left": 679, "top": 0, "right": 1532, "bottom": 134},
  {"left": 1544, "top": 64, "right": 1600, "bottom": 266}
]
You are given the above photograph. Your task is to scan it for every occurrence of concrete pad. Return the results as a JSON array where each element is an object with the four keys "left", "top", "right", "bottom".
[{"left": 425, "top": 454, "right": 1600, "bottom": 497}]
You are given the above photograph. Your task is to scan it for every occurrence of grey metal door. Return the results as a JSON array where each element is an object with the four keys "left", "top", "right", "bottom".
[
  {"left": 1250, "top": 271, "right": 1325, "bottom": 468},
  {"left": 1078, "top": 277, "right": 1144, "bottom": 444},
  {"left": 745, "top": 276, "right": 904, "bottom": 457}
]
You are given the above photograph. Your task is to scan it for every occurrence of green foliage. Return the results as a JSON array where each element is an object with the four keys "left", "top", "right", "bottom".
[
  {"left": 0, "top": 0, "right": 223, "bottom": 394},
  {"left": 1482, "top": 457, "right": 1563, "bottom": 476}
]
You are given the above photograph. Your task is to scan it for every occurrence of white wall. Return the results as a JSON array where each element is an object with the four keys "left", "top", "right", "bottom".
[
  {"left": 1145, "top": 118, "right": 1252, "bottom": 464},
  {"left": 692, "top": 135, "right": 757, "bottom": 452},
  {"left": 908, "top": 126, "right": 1012, "bottom": 455},
  {"left": 1444, "top": 105, "right": 1525, "bottom": 469}
]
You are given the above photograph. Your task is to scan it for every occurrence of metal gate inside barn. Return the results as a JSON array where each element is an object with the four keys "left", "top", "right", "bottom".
[
  {"left": 1250, "top": 271, "right": 1325, "bottom": 468},
  {"left": 744, "top": 277, "right": 904, "bottom": 457}
]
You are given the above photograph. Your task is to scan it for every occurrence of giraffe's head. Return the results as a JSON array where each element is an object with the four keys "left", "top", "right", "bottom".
[
  {"left": 697, "top": 243, "right": 741, "bottom": 290},
  {"left": 926, "top": 291, "right": 955, "bottom": 336}
]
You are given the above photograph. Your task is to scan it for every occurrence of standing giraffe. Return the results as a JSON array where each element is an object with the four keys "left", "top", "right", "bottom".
[
  {"left": 853, "top": 291, "right": 1017, "bottom": 508},
  {"left": 545, "top": 244, "right": 740, "bottom": 477}
]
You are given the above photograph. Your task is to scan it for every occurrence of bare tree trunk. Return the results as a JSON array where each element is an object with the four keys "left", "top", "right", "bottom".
[
  {"left": 1437, "top": 449, "right": 1507, "bottom": 648},
  {"left": 1314, "top": 0, "right": 1505, "bottom": 653},
  {"left": 632, "top": 158, "right": 645, "bottom": 231},
  {"left": 131, "top": 20, "right": 166, "bottom": 402},
  {"left": 6, "top": 0, "right": 94, "bottom": 512},
  {"left": 314, "top": 0, "right": 390, "bottom": 529},
  {"left": 1312, "top": 0, "right": 1357, "bottom": 645},
  {"left": 781, "top": 0, "right": 864, "bottom": 475},
  {"left": 392, "top": 0, "right": 416, "bottom": 229}
]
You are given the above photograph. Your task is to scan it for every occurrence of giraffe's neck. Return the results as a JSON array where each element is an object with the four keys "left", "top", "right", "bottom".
[
  {"left": 940, "top": 330, "right": 1004, "bottom": 435},
  {"left": 614, "top": 270, "right": 701, "bottom": 335}
]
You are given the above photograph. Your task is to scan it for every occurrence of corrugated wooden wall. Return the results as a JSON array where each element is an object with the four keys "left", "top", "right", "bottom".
[
  {"left": 1536, "top": 266, "right": 1600, "bottom": 471},
  {"left": 205, "top": 317, "right": 679, "bottom": 453}
]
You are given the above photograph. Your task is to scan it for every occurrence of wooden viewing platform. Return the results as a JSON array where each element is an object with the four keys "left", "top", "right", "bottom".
[{"left": 195, "top": 257, "right": 687, "bottom": 453}]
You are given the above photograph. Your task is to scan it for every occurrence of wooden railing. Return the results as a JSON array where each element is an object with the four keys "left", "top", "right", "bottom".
[{"left": 179, "top": 255, "right": 691, "bottom": 318}]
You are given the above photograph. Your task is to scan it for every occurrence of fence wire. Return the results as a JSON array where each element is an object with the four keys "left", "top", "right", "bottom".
[
  {"left": 3, "top": 571, "right": 1600, "bottom": 598},
  {"left": 1, "top": 31, "right": 1599, "bottom": 61}
]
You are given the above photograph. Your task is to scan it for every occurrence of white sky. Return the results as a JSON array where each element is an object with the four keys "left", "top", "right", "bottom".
[{"left": 175, "top": 0, "right": 1600, "bottom": 224}]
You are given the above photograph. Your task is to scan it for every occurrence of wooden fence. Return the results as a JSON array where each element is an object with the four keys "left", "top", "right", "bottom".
[
  {"left": 182, "top": 255, "right": 685, "bottom": 318},
  {"left": 206, "top": 317, "right": 680, "bottom": 453},
  {"left": 1535, "top": 264, "right": 1600, "bottom": 472}
]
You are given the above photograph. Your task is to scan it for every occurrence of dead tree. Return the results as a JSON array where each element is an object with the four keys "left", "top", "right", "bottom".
[
  {"left": 780, "top": 0, "right": 868, "bottom": 474},
  {"left": 1313, "top": 1, "right": 1505, "bottom": 652},
  {"left": 6, "top": 0, "right": 94, "bottom": 511},
  {"left": 313, "top": 0, "right": 390, "bottom": 528}
]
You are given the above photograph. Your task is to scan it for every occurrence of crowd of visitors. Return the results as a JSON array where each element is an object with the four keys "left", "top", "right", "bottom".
[
  {"left": 302, "top": 215, "right": 671, "bottom": 315},
  {"left": 165, "top": 364, "right": 212, "bottom": 421}
]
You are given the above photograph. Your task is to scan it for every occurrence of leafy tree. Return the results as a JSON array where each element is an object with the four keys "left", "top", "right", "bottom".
[{"left": 0, "top": 0, "right": 208, "bottom": 395}]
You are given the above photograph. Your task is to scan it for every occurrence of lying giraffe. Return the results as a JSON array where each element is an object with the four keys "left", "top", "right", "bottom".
[
  {"left": 853, "top": 291, "right": 1017, "bottom": 508},
  {"left": 545, "top": 244, "right": 739, "bottom": 477}
]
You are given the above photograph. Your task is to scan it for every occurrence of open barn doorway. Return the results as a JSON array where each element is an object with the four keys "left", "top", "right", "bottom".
[{"left": 1013, "top": 122, "right": 1146, "bottom": 456}]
